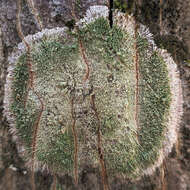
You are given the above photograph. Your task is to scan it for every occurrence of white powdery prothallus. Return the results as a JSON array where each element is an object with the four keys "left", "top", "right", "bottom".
[
  {"left": 113, "top": 9, "right": 183, "bottom": 177},
  {"left": 3, "top": 27, "right": 68, "bottom": 171},
  {"left": 136, "top": 12, "right": 183, "bottom": 175},
  {"left": 142, "top": 49, "right": 183, "bottom": 176},
  {"left": 76, "top": 5, "right": 109, "bottom": 27}
]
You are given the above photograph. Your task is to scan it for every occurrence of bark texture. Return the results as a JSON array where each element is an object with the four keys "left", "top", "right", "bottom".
[{"left": 0, "top": 0, "right": 190, "bottom": 189}]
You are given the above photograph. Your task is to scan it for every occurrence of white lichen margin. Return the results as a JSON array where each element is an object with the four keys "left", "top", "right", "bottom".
[
  {"left": 139, "top": 21, "right": 183, "bottom": 176},
  {"left": 142, "top": 48, "right": 183, "bottom": 175},
  {"left": 76, "top": 5, "right": 109, "bottom": 27},
  {"left": 3, "top": 5, "right": 183, "bottom": 177},
  {"left": 113, "top": 10, "right": 183, "bottom": 177},
  {"left": 3, "top": 27, "right": 68, "bottom": 172}
]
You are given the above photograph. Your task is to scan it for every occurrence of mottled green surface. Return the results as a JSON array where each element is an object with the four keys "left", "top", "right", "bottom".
[
  {"left": 11, "top": 55, "right": 34, "bottom": 148},
  {"left": 10, "top": 17, "right": 171, "bottom": 178},
  {"left": 138, "top": 37, "right": 171, "bottom": 169}
]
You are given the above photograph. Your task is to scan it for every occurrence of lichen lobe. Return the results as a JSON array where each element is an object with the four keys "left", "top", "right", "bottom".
[{"left": 3, "top": 6, "right": 183, "bottom": 180}]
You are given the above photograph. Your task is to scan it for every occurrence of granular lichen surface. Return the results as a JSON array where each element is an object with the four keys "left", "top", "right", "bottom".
[{"left": 5, "top": 12, "right": 180, "bottom": 180}]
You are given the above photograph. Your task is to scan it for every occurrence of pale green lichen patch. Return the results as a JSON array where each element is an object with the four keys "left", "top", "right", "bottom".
[
  {"left": 78, "top": 18, "right": 141, "bottom": 177},
  {"left": 11, "top": 54, "right": 38, "bottom": 148},
  {"left": 31, "top": 38, "right": 81, "bottom": 173},
  {"left": 9, "top": 16, "right": 172, "bottom": 178}
]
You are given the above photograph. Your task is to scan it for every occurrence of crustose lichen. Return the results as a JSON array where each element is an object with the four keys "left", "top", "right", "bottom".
[{"left": 3, "top": 4, "right": 183, "bottom": 189}]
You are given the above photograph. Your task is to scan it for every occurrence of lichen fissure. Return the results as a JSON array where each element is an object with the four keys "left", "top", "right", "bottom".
[
  {"left": 79, "top": 38, "right": 109, "bottom": 190},
  {"left": 79, "top": 39, "right": 90, "bottom": 82},
  {"left": 78, "top": 37, "right": 109, "bottom": 188},
  {"left": 16, "top": 1, "right": 44, "bottom": 188},
  {"left": 77, "top": 22, "right": 109, "bottom": 188},
  {"left": 90, "top": 94, "right": 109, "bottom": 190},
  {"left": 31, "top": 91, "right": 44, "bottom": 165},
  {"left": 73, "top": 2, "right": 110, "bottom": 187}
]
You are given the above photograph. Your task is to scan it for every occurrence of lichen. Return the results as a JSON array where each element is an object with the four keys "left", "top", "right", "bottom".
[{"left": 3, "top": 6, "right": 183, "bottom": 181}]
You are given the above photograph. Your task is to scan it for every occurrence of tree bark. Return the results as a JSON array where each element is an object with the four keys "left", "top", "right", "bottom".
[{"left": 0, "top": 0, "right": 190, "bottom": 189}]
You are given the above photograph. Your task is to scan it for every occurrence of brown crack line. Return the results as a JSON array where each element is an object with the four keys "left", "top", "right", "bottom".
[
  {"left": 16, "top": 1, "right": 44, "bottom": 189},
  {"left": 31, "top": 89, "right": 44, "bottom": 184},
  {"left": 70, "top": 97, "right": 79, "bottom": 187},
  {"left": 70, "top": 3, "right": 89, "bottom": 184},
  {"left": 79, "top": 39, "right": 90, "bottom": 82},
  {"left": 24, "top": 52, "right": 35, "bottom": 107},
  {"left": 134, "top": 20, "right": 140, "bottom": 142},
  {"left": 72, "top": 2, "right": 108, "bottom": 187},
  {"left": 90, "top": 94, "right": 110, "bottom": 190},
  {"left": 26, "top": 0, "right": 44, "bottom": 30},
  {"left": 62, "top": 1, "right": 81, "bottom": 179},
  {"left": 71, "top": 0, "right": 90, "bottom": 82}
]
